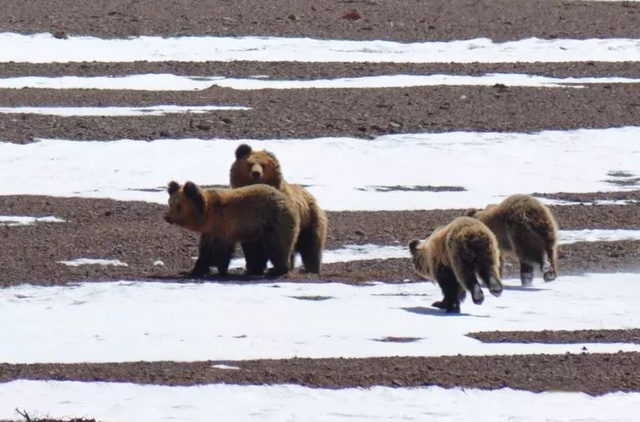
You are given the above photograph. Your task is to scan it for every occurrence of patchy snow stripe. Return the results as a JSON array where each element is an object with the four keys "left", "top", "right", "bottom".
[
  {"left": 0, "top": 215, "right": 65, "bottom": 226},
  {"left": 2, "top": 73, "right": 640, "bottom": 91},
  {"left": 57, "top": 258, "right": 129, "bottom": 267},
  {"left": 1, "top": 33, "right": 640, "bottom": 64}
]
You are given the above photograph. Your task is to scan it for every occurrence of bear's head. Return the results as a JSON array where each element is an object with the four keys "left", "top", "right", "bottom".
[
  {"left": 408, "top": 238, "right": 428, "bottom": 276},
  {"left": 465, "top": 203, "right": 496, "bottom": 220},
  {"left": 165, "top": 181, "right": 207, "bottom": 231},
  {"left": 408, "top": 237, "right": 437, "bottom": 281},
  {"left": 230, "top": 144, "right": 284, "bottom": 190}
]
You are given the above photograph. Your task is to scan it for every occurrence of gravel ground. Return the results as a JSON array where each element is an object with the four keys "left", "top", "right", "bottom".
[
  {"left": 0, "top": 85, "right": 639, "bottom": 143},
  {"left": 1, "top": 352, "right": 639, "bottom": 395},
  {"left": 2, "top": 195, "right": 640, "bottom": 286},
  {"left": 1, "top": 0, "right": 640, "bottom": 414},
  {"left": 1, "top": 0, "right": 639, "bottom": 41}
]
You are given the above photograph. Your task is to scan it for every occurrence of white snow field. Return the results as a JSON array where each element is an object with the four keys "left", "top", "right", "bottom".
[
  {"left": 1, "top": 381, "right": 638, "bottom": 422},
  {"left": 0, "top": 105, "right": 249, "bottom": 116},
  {"left": 2, "top": 273, "right": 640, "bottom": 364},
  {"left": 1, "top": 33, "right": 640, "bottom": 63},
  {"left": 1, "top": 127, "right": 638, "bottom": 210},
  {"left": 2, "top": 73, "right": 640, "bottom": 91}
]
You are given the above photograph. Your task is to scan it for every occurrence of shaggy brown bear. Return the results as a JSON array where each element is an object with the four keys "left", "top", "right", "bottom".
[
  {"left": 409, "top": 216, "right": 503, "bottom": 313},
  {"left": 466, "top": 194, "right": 558, "bottom": 286},
  {"left": 229, "top": 144, "right": 327, "bottom": 274},
  {"left": 165, "top": 181, "right": 299, "bottom": 277}
]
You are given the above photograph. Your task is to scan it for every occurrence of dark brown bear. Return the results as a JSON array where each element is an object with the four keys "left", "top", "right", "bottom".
[
  {"left": 466, "top": 194, "right": 558, "bottom": 286},
  {"left": 229, "top": 144, "right": 328, "bottom": 275},
  {"left": 165, "top": 181, "right": 299, "bottom": 277},
  {"left": 409, "top": 216, "right": 503, "bottom": 313}
]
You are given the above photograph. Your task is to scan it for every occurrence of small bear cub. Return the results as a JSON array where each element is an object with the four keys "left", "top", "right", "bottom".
[{"left": 409, "top": 216, "right": 503, "bottom": 313}]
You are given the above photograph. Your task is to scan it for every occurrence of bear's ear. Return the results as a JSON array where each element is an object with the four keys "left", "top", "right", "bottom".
[
  {"left": 235, "top": 144, "right": 252, "bottom": 160},
  {"left": 409, "top": 239, "right": 421, "bottom": 255},
  {"left": 465, "top": 209, "right": 477, "bottom": 217},
  {"left": 183, "top": 181, "right": 205, "bottom": 215},
  {"left": 168, "top": 181, "right": 180, "bottom": 195}
]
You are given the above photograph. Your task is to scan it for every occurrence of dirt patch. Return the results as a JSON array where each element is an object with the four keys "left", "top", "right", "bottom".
[
  {"left": 289, "top": 295, "right": 333, "bottom": 301},
  {"left": 1, "top": 195, "right": 640, "bottom": 286},
  {"left": 4, "top": 62, "right": 640, "bottom": 79},
  {"left": 1, "top": 85, "right": 640, "bottom": 143},
  {"left": 536, "top": 190, "right": 640, "bottom": 203},
  {"left": 0, "top": 0, "right": 639, "bottom": 41},
  {"left": 358, "top": 185, "right": 466, "bottom": 192},
  {"left": 374, "top": 336, "right": 423, "bottom": 343},
  {"left": 2, "top": 352, "right": 639, "bottom": 395},
  {"left": 469, "top": 329, "right": 640, "bottom": 344}
]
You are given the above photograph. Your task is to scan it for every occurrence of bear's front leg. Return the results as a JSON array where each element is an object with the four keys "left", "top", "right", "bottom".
[
  {"left": 190, "top": 254, "right": 211, "bottom": 278},
  {"left": 241, "top": 241, "right": 268, "bottom": 275},
  {"left": 435, "top": 265, "right": 462, "bottom": 313}
]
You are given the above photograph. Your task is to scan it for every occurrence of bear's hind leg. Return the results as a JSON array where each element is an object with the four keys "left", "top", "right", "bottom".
[
  {"left": 296, "top": 229, "right": 324, "bottom": 274},
  {"left": 263, "top": 227, "right": 296, "bottom": 277},
  {"left": 542, "top": 248, "right": 558, "bottom": 282},
  {"left": 453, "top": 264, "right": 484, "bottom": 305},
  {"left": 520, "top": 262, "right": 534, "bottom": 286},
  {"left": 508, "top": 227, "right": 546, "bottom": 286},
  {"left": 477, "top": 266, "right": 502, "bottom": 297}
]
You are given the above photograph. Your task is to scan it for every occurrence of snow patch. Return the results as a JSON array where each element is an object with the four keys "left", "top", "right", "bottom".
[
  {"left": 1, "top": 33, "right": 639, "bottom": 63},
  {"left": 58, "top": 258, "right": 129, "bottom": 267},
  {"left": 0, "top": 215, "right": 66, "bottom": 226}
]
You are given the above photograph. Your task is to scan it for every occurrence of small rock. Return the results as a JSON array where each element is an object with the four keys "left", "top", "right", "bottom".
[
  {"left": 196, "top": 121, "right": 212, "bottom": 131},
  {"left": 342, "top": 9, "right": 361, "bottom": 20},
  {"left": 52, "top": 30, "right": 69, "bottom": 40}
]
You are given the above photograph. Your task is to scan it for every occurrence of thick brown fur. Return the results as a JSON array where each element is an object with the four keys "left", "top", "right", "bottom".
[
  {"left": 165, "top": 181, "right": 300, "bottom": 277},
  {"left": 466, "top": 194, "right": 559, "bottom": 286},
  {"left": 229, "top": 144, "right": 328, "bottom": 274},
  {"left": 409, "top": 216, "right": 503, "bottom": 313}
]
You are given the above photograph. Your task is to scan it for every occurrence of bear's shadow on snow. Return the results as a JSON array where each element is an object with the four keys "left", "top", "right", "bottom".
[
  {"left": 500, "top": 285, "right": 546, "bottom": 292},
  {"left": 150, "top": 273, "right": 284, "bottom": 285},
  {"left": 401, "top": 306, "right": 487, "bottom": 318}
]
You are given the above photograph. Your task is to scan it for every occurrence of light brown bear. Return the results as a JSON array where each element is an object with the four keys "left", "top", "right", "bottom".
[
  {"left": 466, "top": 194, "right": 558, "bottom": 286},
  {"left": 229, "top": 144, "right": 327, "bottom": 275},
  {"left": 409, "top": 216, "right": 503, "bottom": 313},
  {"left": 165, "top": 181, "right": 299, "bottom": 277}
]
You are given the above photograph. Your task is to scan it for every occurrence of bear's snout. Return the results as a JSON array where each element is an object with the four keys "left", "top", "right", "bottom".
[
  {"left": 164, "top": 213, "right": 173, "bottom": 224},
  {"left": 250, "top": 164, "right": 263, "bottom": 181}
]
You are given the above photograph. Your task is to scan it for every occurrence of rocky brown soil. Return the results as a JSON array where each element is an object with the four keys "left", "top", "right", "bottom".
[{"left": 1, "top": 1, "right": 640, "bottom": 418}]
